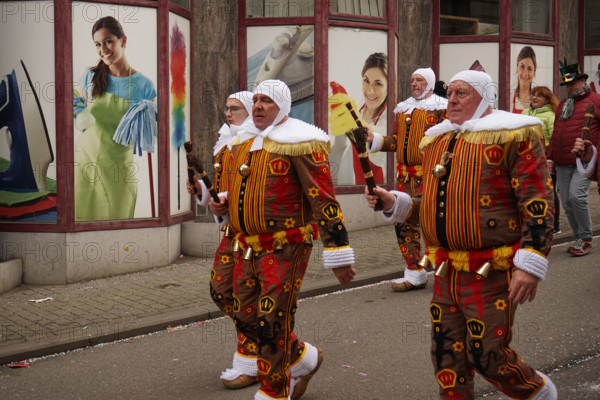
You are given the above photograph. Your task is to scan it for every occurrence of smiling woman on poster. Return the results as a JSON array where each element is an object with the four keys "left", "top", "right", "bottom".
[
  {"left": 329, "top": 52, "right": 387, "bottom": 185},
  {"left": 73, "top": 16, "right": 157, "bottom": 221},
  {"left": 511, "top": 46, "right": 537, "bottom": 114}
]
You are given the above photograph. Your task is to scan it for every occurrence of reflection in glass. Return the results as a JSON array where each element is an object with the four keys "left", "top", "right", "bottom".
[
  {"left": 440, "top": 0, "right": 499, "bottom": 36},
  {"left": 512, "top": 0, "right": 551, "bottom": 35},
  {"left": 169, "top": 0, "right": 189, "bottom": 10},
  {"left": 246, "top": 0, "right": 314, "bottom": 17},
  {"left": 584, "top": 0, "right": 600, "bottom": 49},
  {"left": 330, "top": 0, "right": 385, "bottom": 17}
]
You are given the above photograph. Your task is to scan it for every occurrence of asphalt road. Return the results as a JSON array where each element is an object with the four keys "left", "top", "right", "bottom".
[{"left": 1, "top": 240, "right": 599, "bottom": 400}]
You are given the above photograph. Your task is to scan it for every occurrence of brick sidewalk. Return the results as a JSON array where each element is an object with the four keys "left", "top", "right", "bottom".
[{"left": 2, "top": 189, "right": 600, "bottom": 365}]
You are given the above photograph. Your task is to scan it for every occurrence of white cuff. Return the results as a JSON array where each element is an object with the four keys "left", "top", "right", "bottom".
[
  {"left": 220, "top": 352, "right": 257, "bottom": 381},
  {"left": 513, "top": 249, "right": 548, "bottom": 281},
  {"left": 194, "top": 180, "right": 212, "bottom": 206},
  {"left": 215, "top": 214, "right": 230, "bottom": 226},
  {"left": 322, "top": 247, "right": 355, "bottom": 269},
  {"left": 290, "top": 342, "right": 318, "bottom": 377},
  {"left": 367, "top": 132, "right": 383, "bottom": 153},
  {"left": 404, "top": 268, "right": 428, "bottom": 285},
  {"left": 381, "top": 191, "right": 412, "bottom": 223},
  {"left": 576, "top": 146, "right": 598, "bottom": 178}
]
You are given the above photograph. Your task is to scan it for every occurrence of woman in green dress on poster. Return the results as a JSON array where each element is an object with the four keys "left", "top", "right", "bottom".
[{"left": 74, "top": 16, "right": 157, "bottom": 221}]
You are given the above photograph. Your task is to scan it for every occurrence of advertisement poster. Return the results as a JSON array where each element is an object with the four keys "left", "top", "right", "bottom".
[
  {"left": 328, "top": 27, "right": 388, "bottom": 186},
  {"left": 0, "top": 1, "right": 56, "bottom": 222},
  {"left": 72, "top": 3, "right": 158, "bottom": 221}
]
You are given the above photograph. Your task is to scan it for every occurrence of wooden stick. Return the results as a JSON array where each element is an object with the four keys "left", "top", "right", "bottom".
[
  {"left": 344, "top": 102, "right": 384, "bottom": 211},
  {"left": 184, "top": 141, "right": 222, "bottom": 222},
  {"left": 577, "top": 103, "right": 595, "bottom": 158}
]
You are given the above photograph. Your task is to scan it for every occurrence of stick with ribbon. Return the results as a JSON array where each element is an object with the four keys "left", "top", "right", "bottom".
[
  {"left": 344, "top": 102, "right": 384, "bottom": 211},
  {"left": 184, "top": 141, "right": 222, "bottom": 223}
]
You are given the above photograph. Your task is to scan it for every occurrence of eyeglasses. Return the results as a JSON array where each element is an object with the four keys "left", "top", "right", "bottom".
[{"left": 224, "top": 106, "right": 243, "bottom": 114}]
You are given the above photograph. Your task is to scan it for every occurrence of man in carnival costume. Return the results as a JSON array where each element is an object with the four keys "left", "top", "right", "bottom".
[
  {"left": 188, "top": 91, "right": 260, "bottom": 389},
  {"left": 209, "top": 80, "right": 356, "bottom": 400},
  {"left": 366, "top": 67, "right": 447, "bottom": 292},
  {"left": 365, "top": 70, "right": 557, "bottom": 399}
]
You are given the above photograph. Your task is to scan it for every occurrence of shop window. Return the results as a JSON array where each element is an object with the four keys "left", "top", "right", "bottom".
[
  {"left": 440, "top": 0, "right": 499, "bottom": 36},
  {"left": 512, "top": 0, "right": 551, "bottom": 35},
  {"left": 170, "top": 0, "right": 189, "bottom": 10},
  {"left": 585, "top": 0, "right": 600, "bottom": 49},
  {"left": 246, "top": 0, "right": 314, "bottom": 17},
  {"left": 330, "top": 0, "right": 385, "bottom": 17}
]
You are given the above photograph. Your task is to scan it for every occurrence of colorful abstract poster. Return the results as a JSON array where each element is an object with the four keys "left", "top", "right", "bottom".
[
  {"left": 327, "top": 27, "right": 388, "bottom": 186},
  {"left": 72, "top": 3, "right": 158, "bottom": 221},
  {"left": 247, "top": 25, "right": 315, "bottom": 123},
  {"left": 0, "top": 1, "right": 56, "bottom": 222},
  {"left": 169, "top": 13, "right": 191, "bottom": 216}
]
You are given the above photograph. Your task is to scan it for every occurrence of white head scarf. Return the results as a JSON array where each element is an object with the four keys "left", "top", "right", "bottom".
[
  {"left": 425, "top": 70, "right": 538, "bottom": 136},
  {"left": 228, "top": 90, "right": 254, "bottom": 116},
  {"left": 449, "top": 70, "right": 497, "bottom": 121},
  {"left": 413, "top": 67, "right": 436, "bottom": 100},
  {"left": 213, "top": 91, "right": 254, "bottom": 154},
  {"left": 238, "top": 79, "right": 292, "bottom": 151},
  {"left": 394, "top": 67, "right": 447, "bottom": 114}
]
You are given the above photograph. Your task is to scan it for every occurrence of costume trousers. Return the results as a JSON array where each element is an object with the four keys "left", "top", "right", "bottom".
[
  {"left": 210, "top": 235, "right": 257, "bottom": 359},
  {"left": 233, "top": 242, "right": 311, "bottom": 399},
  {"left": 430, "top": 269, "right": 545, "bottom": 400},
  {"left": 556, "top": 165, "right": 593, "bottom": 240},
  {"left": 394, "top": 173, "right": 423, "bottom": 269}
]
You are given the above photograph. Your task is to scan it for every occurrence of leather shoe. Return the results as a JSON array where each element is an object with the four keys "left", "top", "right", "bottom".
[
  {"left": 221, "top": 374, "right": 259, "bottom": 390},
  {"left": 391, "top": 280, "right": 427, "bottom": 292},
  {"left": 291, "top": 346, "right": 324, "bottom": 400}
]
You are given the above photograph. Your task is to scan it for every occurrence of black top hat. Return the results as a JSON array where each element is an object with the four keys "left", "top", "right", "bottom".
[{"left": 559, "top": 58, "right": 588, "bottom": 86}]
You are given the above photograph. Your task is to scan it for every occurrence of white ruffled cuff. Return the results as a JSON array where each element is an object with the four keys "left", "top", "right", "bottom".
[
  {"left": 193, "top": 180, "right": 212, "bottom": 206},
  {"left": 290, "top": 342, "right": 318, "bottom": 377},
  {"left": 381, "top": 191, "right": 413, "bottom": 223},
  {"left": 322, "top": 247, "right": 355, "bottom": 269},
  {"left": 513, "top": 249, "right": 548, "bottom": 281},
  {"left": 576, "top": 145, "right": 598, "bottom": 178},
  {"left": 220, "top": 352, "right": 257, "bottom": 381},
  {"left": 367, "top": 132, "right": 383, "bottom": 153}
]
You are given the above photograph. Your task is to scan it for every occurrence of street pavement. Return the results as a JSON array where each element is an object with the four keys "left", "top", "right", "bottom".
[
  {"left": 0, "top": 245, "right": 599, "bottom": 399},
  {"left": 1, "top": 188, "right": 600, "bottom": 398}
]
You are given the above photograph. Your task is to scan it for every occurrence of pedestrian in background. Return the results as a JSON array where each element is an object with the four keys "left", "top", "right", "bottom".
[
  {"left": 522, "top": 85, "right": 561, "bottom": 233},
  {"left": 547, "top": 60, "right": 600, "bottom": 256}
]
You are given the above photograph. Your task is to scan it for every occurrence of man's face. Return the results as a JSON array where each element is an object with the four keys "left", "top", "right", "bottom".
[
  {"left": 410, "top": 74, "right": 429, "bottom": 99},
  {"left": 446, "top": 80, "right": 482, "bottom": 125},
  {"left": 566, "top": 77, "right": 586, "bottom": 95},
  {"left": 252, "top": 94, "right": 280, "bottom": 130}
]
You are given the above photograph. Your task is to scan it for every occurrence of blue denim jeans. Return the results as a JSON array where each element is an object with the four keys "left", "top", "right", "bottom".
[{"left": 556, "top": 165, "right": 593, "bottom": 240}]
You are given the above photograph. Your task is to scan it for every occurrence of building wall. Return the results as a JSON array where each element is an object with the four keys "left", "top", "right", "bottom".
[
  {"left": 558, "top": 0, "right": 579, "bottom": 99},
  {"left": 396, "top": 0, "right": 433, "bottom": 100},
  {"left": 191, "top": 0, "right": 239, "bottom": 222}
]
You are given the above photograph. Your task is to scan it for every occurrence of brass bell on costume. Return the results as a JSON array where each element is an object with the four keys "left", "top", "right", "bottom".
[
  {"left": 435, "top": 260, "right": 449, "bottom": 278},
  {"left": 238, "top": 164, "right": 251, "bottom": 177},
  {"left": 242, "top": 246, "right": 254, "bottom": 261},
  {"left": 405, "top": 117, "right": 411, "bottom": 125},
  {"left": 418, "top": 255, "right": 432, "bottom": 270},
  {"left": 223, "top": 225, "right": 234, "bottom": 238},
  {"left": 213, "top": 162, "right": 222, "bottom": 173},
  {"left": 432, "top": 164, "right": 447, "bottom": 179},
  {"left": 274, "top": 241, "right": 284, "bottom": 251},
  {"left": 476, "top": 261, "right": 492, "bottom": 278},
  {"left": 232, "top": 239, "right": 241, "bottom": 253}
]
